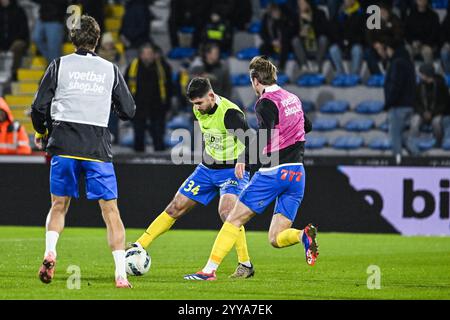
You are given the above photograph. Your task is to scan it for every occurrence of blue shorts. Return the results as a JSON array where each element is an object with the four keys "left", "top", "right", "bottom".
[
  {"left": 239, "top": 164, "right": 305, "bottom": 221},
  {"left": 50, "top": 155, "right": 118, "bottom": 200},
  {"left": 178, "top": 164, "right": 250, "bottom": 205}
]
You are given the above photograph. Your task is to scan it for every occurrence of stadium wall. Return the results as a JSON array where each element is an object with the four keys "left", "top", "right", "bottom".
[{"left": 1, "top": 163, "right": 449, "bottom": 235}]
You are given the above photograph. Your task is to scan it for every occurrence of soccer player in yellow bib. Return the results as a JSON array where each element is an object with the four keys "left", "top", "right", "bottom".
[{"left": 130, "top": 78, "right": 255, "bottom": 278}]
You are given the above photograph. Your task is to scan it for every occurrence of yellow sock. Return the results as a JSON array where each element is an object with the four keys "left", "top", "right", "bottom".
[
  {"left": 235, "top": 226, "right": 250, "bottom": 264},
  {"left": 137, "top": 211, "right": 176, "bottom": 248},
  {"left": 209, "top": 222, "right": 240, "bottom": 264},
  {"left": 276, "top": 228, "right": 301, "bottom": 248}
]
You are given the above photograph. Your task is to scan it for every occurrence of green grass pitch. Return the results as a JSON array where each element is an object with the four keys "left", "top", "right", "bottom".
[{"left": 0, "top": 226, "right": 449, "bottom": 300}]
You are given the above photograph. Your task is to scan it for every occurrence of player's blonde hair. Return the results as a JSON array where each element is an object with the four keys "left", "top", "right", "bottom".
[{"left": 249, "top": 56, "right": 278, "bottom": 85}]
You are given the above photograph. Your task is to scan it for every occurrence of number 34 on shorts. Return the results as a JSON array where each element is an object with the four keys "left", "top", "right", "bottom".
[{"left": 182, "top": 179, "right": 201, "bottom": 196}]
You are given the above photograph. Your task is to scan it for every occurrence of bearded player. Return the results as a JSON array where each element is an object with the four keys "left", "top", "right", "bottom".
[
  {"left": 184, "top": 56, "right": 317, "bottom": 280},
  {"left": 130, "top": 78, "right": 255, "bottom": 278}
]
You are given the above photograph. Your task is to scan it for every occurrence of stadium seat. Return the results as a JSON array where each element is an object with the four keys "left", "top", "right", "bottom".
[
  {"left": 366, "top": 74, "right": 385, "bottom": 87},
  {"left": 168, "top": 47, "right": 196, "bottom": 60},
  {"left": 305, "top": 136, "right": 328, "bottom": 149},
  {"left": 417, "top": 136, "right": 436, "bottom": 151},
  {"left": 246, "top": 113, "right": 259, "bottom": 130},
  {"left": 355, "top": 100, "right": 385, "bottom": 114},
  {"left": 431, "top": 0, "right": 448, "bottom": 8},
  {"left": 368, "top": 137, "right": 392, "bottom": 150},
  {"left": 332, "top": 135, "right": 364, "bottom": 150},
  {"left": 17, "top": 69, "right": 44, "bottom": 81},
  {"left": 167, "top": 114, "right": 192, "bottom": 130},
  {"left": 320, "top": 100, "right": 350, "bottom": 114},
  {"left": 231, "top": 74, "right": 251, "bottom": 86},
  {"left": 179, "top": 26, "right": 196, "bottom": 34},
  {"left": 344, "top": 118, "right": 375, "bottom": 132},
  {"left": 277, "top": 73, "right": 289, "bottom": 85},
  {"left": 331, "top": 74, "right": 361, "bottom": 87},
  {"left": 164, "top": 131, "right": 184, "bottom": 148},
  {"left": 301, "top": 100, "right": 315, "bottom": 113},
  {"left": 312, "top": 117, "right": 339, "bottom": 131},
  {"left": 442, "top": 138, "right": 450, "bottom": 150},
  {"left": 379, "top": 120, "right": 389, "bottom": 132},
  {"left": 248, "top": 21, "right": 261, "bottom": 34},
  {"left": 236, "top": 47, "right": 259, "bottom": 60},
  {"left": 296, "top": 73, "right": 325, "bottom": 87},
  {"left": 446, "top": 74, "right": 450, "bottom": 87}
]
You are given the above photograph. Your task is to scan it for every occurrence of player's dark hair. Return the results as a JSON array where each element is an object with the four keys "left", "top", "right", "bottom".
[
  {"left": 249, "top": 55, "right": 277, "bottom": 85},
  {"left": 186, "top": 77, "right": 212, "bottom": 100},
  {"left": 70, "top": 15, "right": 101, "bottom": 51}
]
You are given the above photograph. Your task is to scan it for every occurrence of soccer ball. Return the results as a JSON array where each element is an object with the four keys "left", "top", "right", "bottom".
[{"left": 125, "top": 247, "right": 151, "bottom": 276}]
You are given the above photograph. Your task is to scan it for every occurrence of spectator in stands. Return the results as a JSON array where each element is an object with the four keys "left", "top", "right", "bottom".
[
  {"left": 0, "top": 97, "right": 31, "bottom": 155},
  {"left": 291, "top": 0, "right": 330, "bottom": 73},
  {"left": 210, "top": 0, "right": 253, "bottom": 31},
  {"left": 120, "top": 0, "right": 153, "bottom": 63},
  {"left": 366, "top": 2, "right": 403, "bottom": 75},
  {"left": 379, "top": 37, "right": 416, "bottom": 163},
  {"left": 189, "top": 42, "right": 232, "bottom": 98},
  {"left": 407, "top": 63, "right": 450, "bottom": 155},
  {"left": 77, "top": 0, "right": 106, "bottom": 32},
  {"left": 168, "top": 0, "right": 212, "bottom": 49},
  {"left": 200, "top": 12, "right": 233, "bottom": 55},
  {"left": 328, "top": 0, "right": 365, "bottom": 76},
  {"left": 441, "top": 105, "right": 450, "bottom": 147},
  {"left": 404, "top": 0, "right": 440, "bottom": 65},
  {"left": 0, "top": 0, "right": 29, "bottom": 81},
  {"left": 125, "top": 43, "right": 173, "bottom": 152},
  {"left": 98, "top": 32, "right": 125, "bottom": 66},
  {"left": 440, "top": 5, "right": 450, "bottom": 74},
  {"left": 259, "top": 2, "right": 292, "bottom": 72},
  {"left": 31, "top": 0, "right": 67, "bottom": 64}
]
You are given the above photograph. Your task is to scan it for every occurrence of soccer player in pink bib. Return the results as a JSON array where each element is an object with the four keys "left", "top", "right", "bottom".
[{"left": 184, "top": 56, "right": 318, "bottom": 281}]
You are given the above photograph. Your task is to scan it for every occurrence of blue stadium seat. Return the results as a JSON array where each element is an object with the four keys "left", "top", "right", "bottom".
[
  {"left": 320, "top": 100, "right": 350, "bottom": 114},
  {"left": 168, "top": 47, "right": 195, "bottom": 60},
  {"left": 164, "top": 132, "right": 184, "bottom": 148},
  {"left": 332, "top": 135, "right": 364, "bottom": 150},
  {"left": 368, "top": 137, "right": 392, "bottom": 150},
  {"left": 277, "top": 73, "right": 289, "bottom": 85},
  {"left": 431, "top": 0, "right": 448, "bottom": 8},
  {"left": 236, "top": 47, "right": 260, "bottom": 60},
  {"left": 417, "top": 136, "right": 436, "bottom": 151},
  {"left": 167, "top": 114, "right": 192, "bottom": 130},
  {"left": 331, "top": 74, "right": 361, "bottom": 87},
  {"left": 296, "top": 73, "right": 326, "bottom": 87},
  {"left": 246, "top": 113, "right": 259, "bottom": 130},
  {"left": 345, "top": 118, "right": 375, "bottom": 132},
  {"left": 312, "top": 117, "right": 339, "bottom": 131},
  {"left": 179, "top": 26, "right": 196, "bottom": 34},
  {"left": 446, "top": 74, "right": 450, "bottom": 87},
  {"left": 379, "top": 120, "right": 389, "bottom": 132},
  {"left": 248, "top": 21, "right": 261, "bottom": 34},
  {"left": 231, "top": 74, "right": 251, "bottom": 86},
  {"left": 355, "top": 100, "right": 385, "bottom": 114},
  {"left": 442, "top": 138, "right": 450, "bottom": 150},
  {"left": 301, "top": 100, "right": 315, "bottom": 113},
  {"left": 305, "top": 136, "right": 328, "bottom": 149},
  {"left": 366, "top": 74, "right": 385, "bottom": 87}
]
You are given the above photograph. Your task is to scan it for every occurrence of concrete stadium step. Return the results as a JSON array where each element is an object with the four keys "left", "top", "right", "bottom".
[
  {"left": 17, "top": 69, "right": 44, "bottom": 82},
  {"left": 11, "top": 82, "right": 39, "bottom": 95},
  {"left": 5, "top": 95, "right": 34, "bottom": 107}
]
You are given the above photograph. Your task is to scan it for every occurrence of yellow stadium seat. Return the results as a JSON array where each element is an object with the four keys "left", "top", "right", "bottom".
[
  {"left": 63, "top": 43, "right": 76, "bottom": 55},
  {"left": 105, "top": 18, "right": 121, "bottom": 32},
  {"left": 12, "top": 82, "right": 39, "bottom": 96},
  {"left": 116, "top": 42, "right": 124, "bottom": 54},
  {"left": 21, "top": 120, "right": 34, "bottom": 133},
  {"left": 5, "top": 95, "right": 35, "bottom": 107},
  {"left": 31, "top": 57, "right": 48, "bottom": 70},
  {"left": 106, "top": 4, "right": 125, "bottom": 18},
  {"left": 17, "top": 69, "right": 44, "bottom": 82}
]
